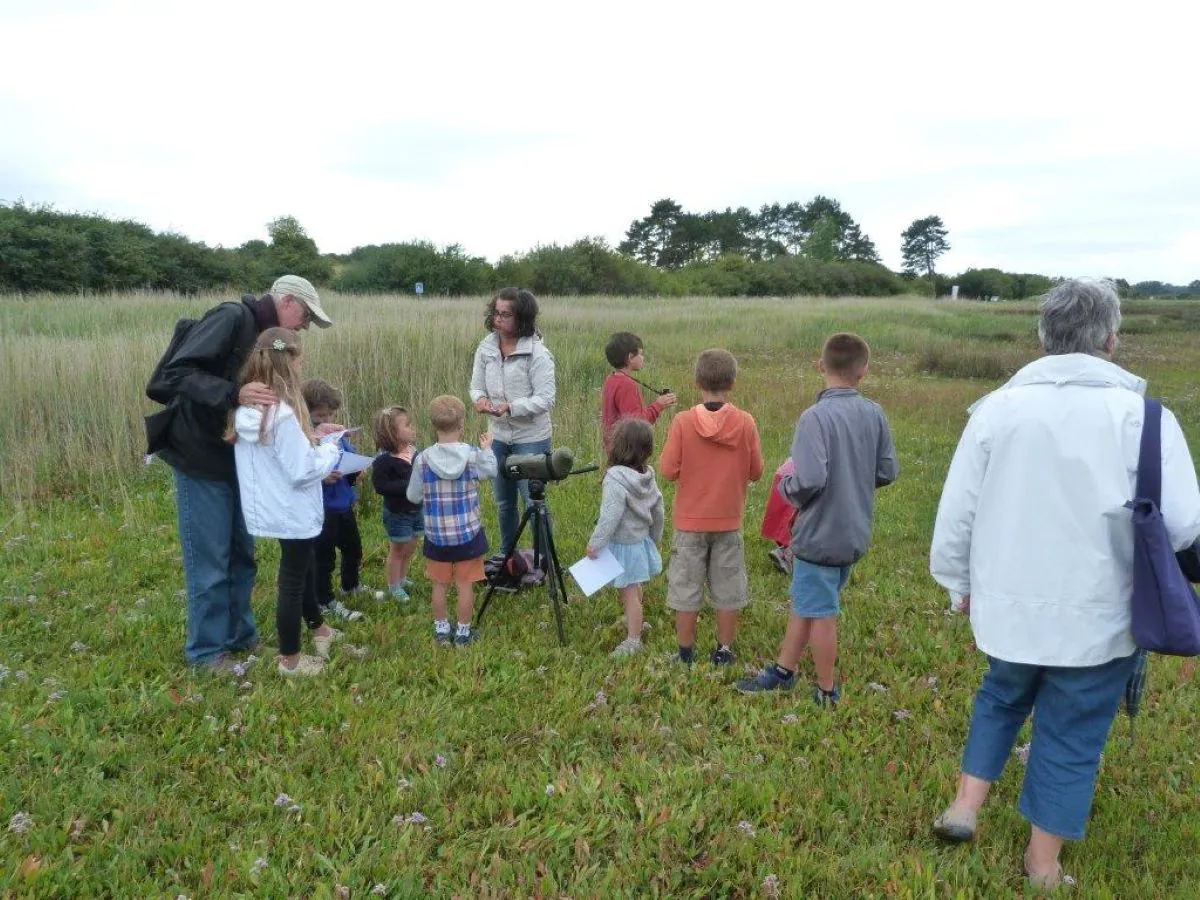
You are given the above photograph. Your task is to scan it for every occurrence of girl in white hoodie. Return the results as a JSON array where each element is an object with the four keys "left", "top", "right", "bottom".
[
  {"left": 230, "top": 328, "right": 344, "bottom": 677},
  {"left": 587, "top": 418, "right": 665, "bottom": 657}
]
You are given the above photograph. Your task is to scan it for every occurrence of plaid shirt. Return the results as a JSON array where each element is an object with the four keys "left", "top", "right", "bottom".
[{"left": 421, "top": 462, "right": 484, "bottom": 547}]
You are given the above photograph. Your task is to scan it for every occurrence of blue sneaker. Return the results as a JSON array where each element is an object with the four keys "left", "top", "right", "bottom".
[
  {"left": 736, "top": 665, "right": 796, "bottom": 693},
  {"left": 813, "top": 684, "right": 841, "bottom": 707},
  {"left": 454, "top": 627, "right": 480, "bottom": 647},
  {"left": 391, "top": 585, "right": 411, "bottom": 605},
  {"left": 434, "top": 626, "right": 452, "bottom": 647}
]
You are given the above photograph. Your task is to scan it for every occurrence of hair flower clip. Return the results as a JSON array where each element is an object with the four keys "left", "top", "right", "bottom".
[{"left": 271, "top": 338, "right": 287, "bottom": 351}]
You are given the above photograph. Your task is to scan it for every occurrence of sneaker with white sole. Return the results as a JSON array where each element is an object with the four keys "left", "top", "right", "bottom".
[
  {"left": 323, "top": 599, "right": 365, "bottom": 622},
  {"left": 278, "top": 654, "right": 325, "bottom": 677},
  {"left": 610, "top": 637, "right": 644, "bottom": 658},
  {"left": 313, "top": 628, "right": 344, "bottom": 659}
]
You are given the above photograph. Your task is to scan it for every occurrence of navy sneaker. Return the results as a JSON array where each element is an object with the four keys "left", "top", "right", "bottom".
[
  {"left": 434, "top": 627, "right": 452, "bottom": 647},
  {"left": 736, "top": 665, "right": 796, "bottom": 693},
  {"left": 813, "top": 684, "right": 841, "bottom": 707},
  {"left": 454, "top": 628, "right": 480, "bottom": 647},
  {"left": 711, "top": 645, "right": 736, "bottom": 666}
]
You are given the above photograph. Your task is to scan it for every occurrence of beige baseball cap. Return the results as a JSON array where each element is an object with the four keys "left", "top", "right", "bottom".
[{"left": 270, "top": 274, "right": 333, "bottom": 328}]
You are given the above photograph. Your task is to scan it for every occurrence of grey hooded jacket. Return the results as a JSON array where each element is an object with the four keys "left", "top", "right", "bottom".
[{"left": 588, "top": 465, "right": 665, "bottom": 550}]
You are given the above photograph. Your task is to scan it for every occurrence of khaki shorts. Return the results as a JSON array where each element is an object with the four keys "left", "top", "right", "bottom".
[{"left": 666, "top": 530, "right": 749, "bottom": 612}]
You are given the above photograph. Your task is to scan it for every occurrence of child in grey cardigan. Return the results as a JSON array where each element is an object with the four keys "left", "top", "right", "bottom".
[{"left": 586, "top": 419, "right": 665, "bottom": 657}]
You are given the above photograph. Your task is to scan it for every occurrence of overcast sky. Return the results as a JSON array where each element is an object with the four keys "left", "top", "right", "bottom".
[{"left": 2, "top": 0, "right": 1196, "bottom": 283}]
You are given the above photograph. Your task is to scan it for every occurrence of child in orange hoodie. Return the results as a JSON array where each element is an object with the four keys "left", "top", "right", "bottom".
[{"left": 660, "top": 348, "right": 764, "bottom": 665}]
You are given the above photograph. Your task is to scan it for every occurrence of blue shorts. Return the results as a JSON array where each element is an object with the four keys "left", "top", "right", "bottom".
[
  {"left": 383, "top": 508, "right": 424, "bottom": 543},
  {"left": 790, "top": 558, "right": 851, "bottom": 617}
]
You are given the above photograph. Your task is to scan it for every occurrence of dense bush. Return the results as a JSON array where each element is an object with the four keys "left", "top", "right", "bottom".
[{"left": 332, "top": 242, "right": 493, "bottom": 295}]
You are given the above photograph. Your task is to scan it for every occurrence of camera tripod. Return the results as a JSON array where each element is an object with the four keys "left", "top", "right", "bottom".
[{"left": 476, "top": 474, "right": 590, "bottom": 645}]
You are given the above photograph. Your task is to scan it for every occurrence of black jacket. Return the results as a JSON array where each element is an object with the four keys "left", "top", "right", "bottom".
[
  {"left": 372, "top": 452, "right": 421, "bottom": 514},
  {"left": 146, "top": 297, "right": 259, "bottom": 481}
]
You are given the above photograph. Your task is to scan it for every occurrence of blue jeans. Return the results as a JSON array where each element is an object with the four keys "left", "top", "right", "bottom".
[
  {"left": 174, "top": 470, "right": 258, "bottom": 665},
  {"left": 491, "top": 438, "right": 552, "bottom": 554},
  {"left": 961, "top": 653, "right": 1136, "bottom": 840}
]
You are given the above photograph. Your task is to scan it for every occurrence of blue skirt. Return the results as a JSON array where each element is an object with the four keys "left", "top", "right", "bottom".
[{"left": 608, "top": 537, "right": 663, "bottom": 589}]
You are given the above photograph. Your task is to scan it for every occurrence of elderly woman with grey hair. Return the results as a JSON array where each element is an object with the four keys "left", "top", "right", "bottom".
[{"left": 929, "top": 278, "right": 1200, "bottom": 887}]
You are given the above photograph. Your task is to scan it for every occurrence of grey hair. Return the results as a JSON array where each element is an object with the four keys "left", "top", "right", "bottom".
[{"left": 1037, "top": 278, "right": 1122, "bottom": 356}]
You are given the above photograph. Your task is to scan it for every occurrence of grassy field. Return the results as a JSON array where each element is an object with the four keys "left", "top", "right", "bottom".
[{"left": 1, "top": 292, "right": 1199, "bottom": 897}]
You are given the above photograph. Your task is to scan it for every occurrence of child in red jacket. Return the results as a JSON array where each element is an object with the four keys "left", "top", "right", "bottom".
[
  {"left": 601, "top": 332, "right": 677, "bottom": 449},
  {"left": 761, "top": 458, "right": 799, "bottom": 574}
]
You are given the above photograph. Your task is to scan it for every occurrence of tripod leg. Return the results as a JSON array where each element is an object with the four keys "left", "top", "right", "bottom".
[
  {"left": 537, "top": 509, "right": 568, "bottom": 646},
  {"left": 476, "top": 504, "right": 536, "bottom": 628}
]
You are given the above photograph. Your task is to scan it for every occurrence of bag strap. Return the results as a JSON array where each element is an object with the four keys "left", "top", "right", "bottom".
[{"left": 1136, "top": 397, "right": 1163, "bottom": 507}]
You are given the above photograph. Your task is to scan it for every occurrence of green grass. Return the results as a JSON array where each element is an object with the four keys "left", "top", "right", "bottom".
[{"left": 2, "top": 293, "right": 1199, "bottom": 897}]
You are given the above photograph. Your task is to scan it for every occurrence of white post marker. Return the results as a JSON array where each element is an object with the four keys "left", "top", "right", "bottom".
[
  {"left": 951, "top": 285, "right": 960, "bottom": 301},
  {"left": 415, "top": 281, "right": 425, "bottom": 296}
]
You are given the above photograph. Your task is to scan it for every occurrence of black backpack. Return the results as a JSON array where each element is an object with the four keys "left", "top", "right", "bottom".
[{"left": 143, "top": 301, "right": 253, "bottom": 454}]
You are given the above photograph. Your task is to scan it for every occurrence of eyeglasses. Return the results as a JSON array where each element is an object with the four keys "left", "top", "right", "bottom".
[{"left": 493, "top": 310, "right": 516, "bottom": 319}]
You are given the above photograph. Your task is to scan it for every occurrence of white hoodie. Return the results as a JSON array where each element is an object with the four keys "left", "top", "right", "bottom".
[
  {"left": 930, "top": 353, "right": 1200, "bottom": 667},
  {"left": 234, "top": 402, "right": 341, "bottom": 539}
]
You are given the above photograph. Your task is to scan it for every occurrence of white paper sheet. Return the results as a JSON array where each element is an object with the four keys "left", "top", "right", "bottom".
[
  {"left": 568, "top": 547, "right": 625, "bottom": 597},
  {"left": 319, "top": 427, "right": 362, "bottom": 444},
  {"left": 334, "top": 451, "right": 375, "bottom": 476}
]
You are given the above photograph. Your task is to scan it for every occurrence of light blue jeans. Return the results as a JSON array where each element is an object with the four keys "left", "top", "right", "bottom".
[
  {"left": 174, "top": 470, "right": 258, "bottom": 665},
  {"left": 490, "top": 438, "right": 552, "bottom": 554},
  {"left": 961, "top": 653, "right": 1136, "bottom": 840}
]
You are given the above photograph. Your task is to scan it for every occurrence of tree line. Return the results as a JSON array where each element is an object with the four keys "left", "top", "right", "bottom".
[{"left": 1, "top": 198, "right": 1193, "bottom": 300}]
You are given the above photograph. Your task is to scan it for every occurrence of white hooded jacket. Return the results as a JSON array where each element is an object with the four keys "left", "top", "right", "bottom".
[
  {"left": 234, "top": 402, "right": 341, "bottom": 539},
  {"left": 930, "top": 353, "right": 1200, "bottom": 667}
]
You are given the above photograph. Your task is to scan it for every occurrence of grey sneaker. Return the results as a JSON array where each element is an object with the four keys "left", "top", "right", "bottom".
[
  {"left": 313, "top": 627, "right": 344, "bottom": 660},
  {"left": 197, "top": 653, "right": 239, "bottom": 676},
  {"left": 610, "top": 637, "right": 644, "bottom": 658},
  {"left": 277, "top": 654, "right": 326, "bottom": 677},
  {"left": 324, "top": 599, "right": 365, "bottom": 622}
]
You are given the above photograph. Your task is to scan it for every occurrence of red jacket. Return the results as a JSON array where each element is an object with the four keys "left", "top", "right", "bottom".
[
  {"left": 602, "top": 372, "right": 663, "bottom": 445},
  {"left": 660, "top": 402, "right": 764, "bottom": 532}
]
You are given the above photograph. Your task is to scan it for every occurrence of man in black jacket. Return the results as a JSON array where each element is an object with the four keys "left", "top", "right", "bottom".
[{"left": 146, "top": 274, "right": 332, "bottom": 670}]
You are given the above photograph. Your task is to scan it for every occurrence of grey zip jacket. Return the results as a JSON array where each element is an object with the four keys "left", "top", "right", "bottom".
[
  {"left": 588, "top": 465, "right": 665, "bottom": 550},
  {"left": 781, "top": 387, "right": 899, "bottom": 566},
  {"left": 470, "top": 333, "right": 556, "bottom": 443}
]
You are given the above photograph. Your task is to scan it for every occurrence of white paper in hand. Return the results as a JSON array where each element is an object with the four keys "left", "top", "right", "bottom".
[
  {"left": 335, "top": 452, "right": 375, "bottom": 476},
  {"left": 319, "top": 427, "right": 362, "bottom": 445},
  {"left": 569, "top": 547, "right": 624, "bottom": 597}
]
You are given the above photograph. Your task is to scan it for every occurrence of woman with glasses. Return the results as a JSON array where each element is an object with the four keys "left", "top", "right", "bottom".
[{"left": 469, "top": 287, "right": 557, "bottom": 554}]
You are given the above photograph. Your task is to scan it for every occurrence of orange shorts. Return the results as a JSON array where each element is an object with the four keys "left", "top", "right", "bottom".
[{"left": 425, "top": 555, "right": 486, "bottom": 585}]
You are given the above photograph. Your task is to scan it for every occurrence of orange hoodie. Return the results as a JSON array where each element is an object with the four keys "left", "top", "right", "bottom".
[{"left": 659, "top": 402, "right": 764, "bottom": 531}]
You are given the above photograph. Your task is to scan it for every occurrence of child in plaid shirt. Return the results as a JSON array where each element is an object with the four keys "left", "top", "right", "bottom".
[{"left": 406, "top": 395, "right": 498, "bottom": 646}]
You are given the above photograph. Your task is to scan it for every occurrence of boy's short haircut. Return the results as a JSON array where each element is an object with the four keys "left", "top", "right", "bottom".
[
  {"left": 373, "top": 405, "right": 408, "bottom": 453},
  {"left": 694, "top": 348, "right": 738, "bottom": 392},
  {"left": 430, "top": 395, "right": 466, "bottom": 433},
  {"left": 821, "top": 332, "right": 871, "bottom": 376},
  {"left": 605, "top": 332, "right": 644, "bottom": 369},
  {"left": 301, "top": 378, "right": 342, "bottom": 412}
]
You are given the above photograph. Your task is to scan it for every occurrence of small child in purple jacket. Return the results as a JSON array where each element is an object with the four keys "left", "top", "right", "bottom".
[{"left": 303, "top": 380, "right": 366, "bottom": 623}]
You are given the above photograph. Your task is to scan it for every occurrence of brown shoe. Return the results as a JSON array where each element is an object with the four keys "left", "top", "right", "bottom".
[{"left": 932, "top": 807, "right": 977, "bottom": 843}]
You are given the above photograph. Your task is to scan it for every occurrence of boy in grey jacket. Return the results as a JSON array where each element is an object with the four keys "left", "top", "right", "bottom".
[{"left": 737, "top": 333, "right": 898, "bottom": 706}]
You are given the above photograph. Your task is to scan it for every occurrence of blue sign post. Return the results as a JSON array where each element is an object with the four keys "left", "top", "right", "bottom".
[{"left": 415, "top": 282, "right": 425, "bottom": 296}]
